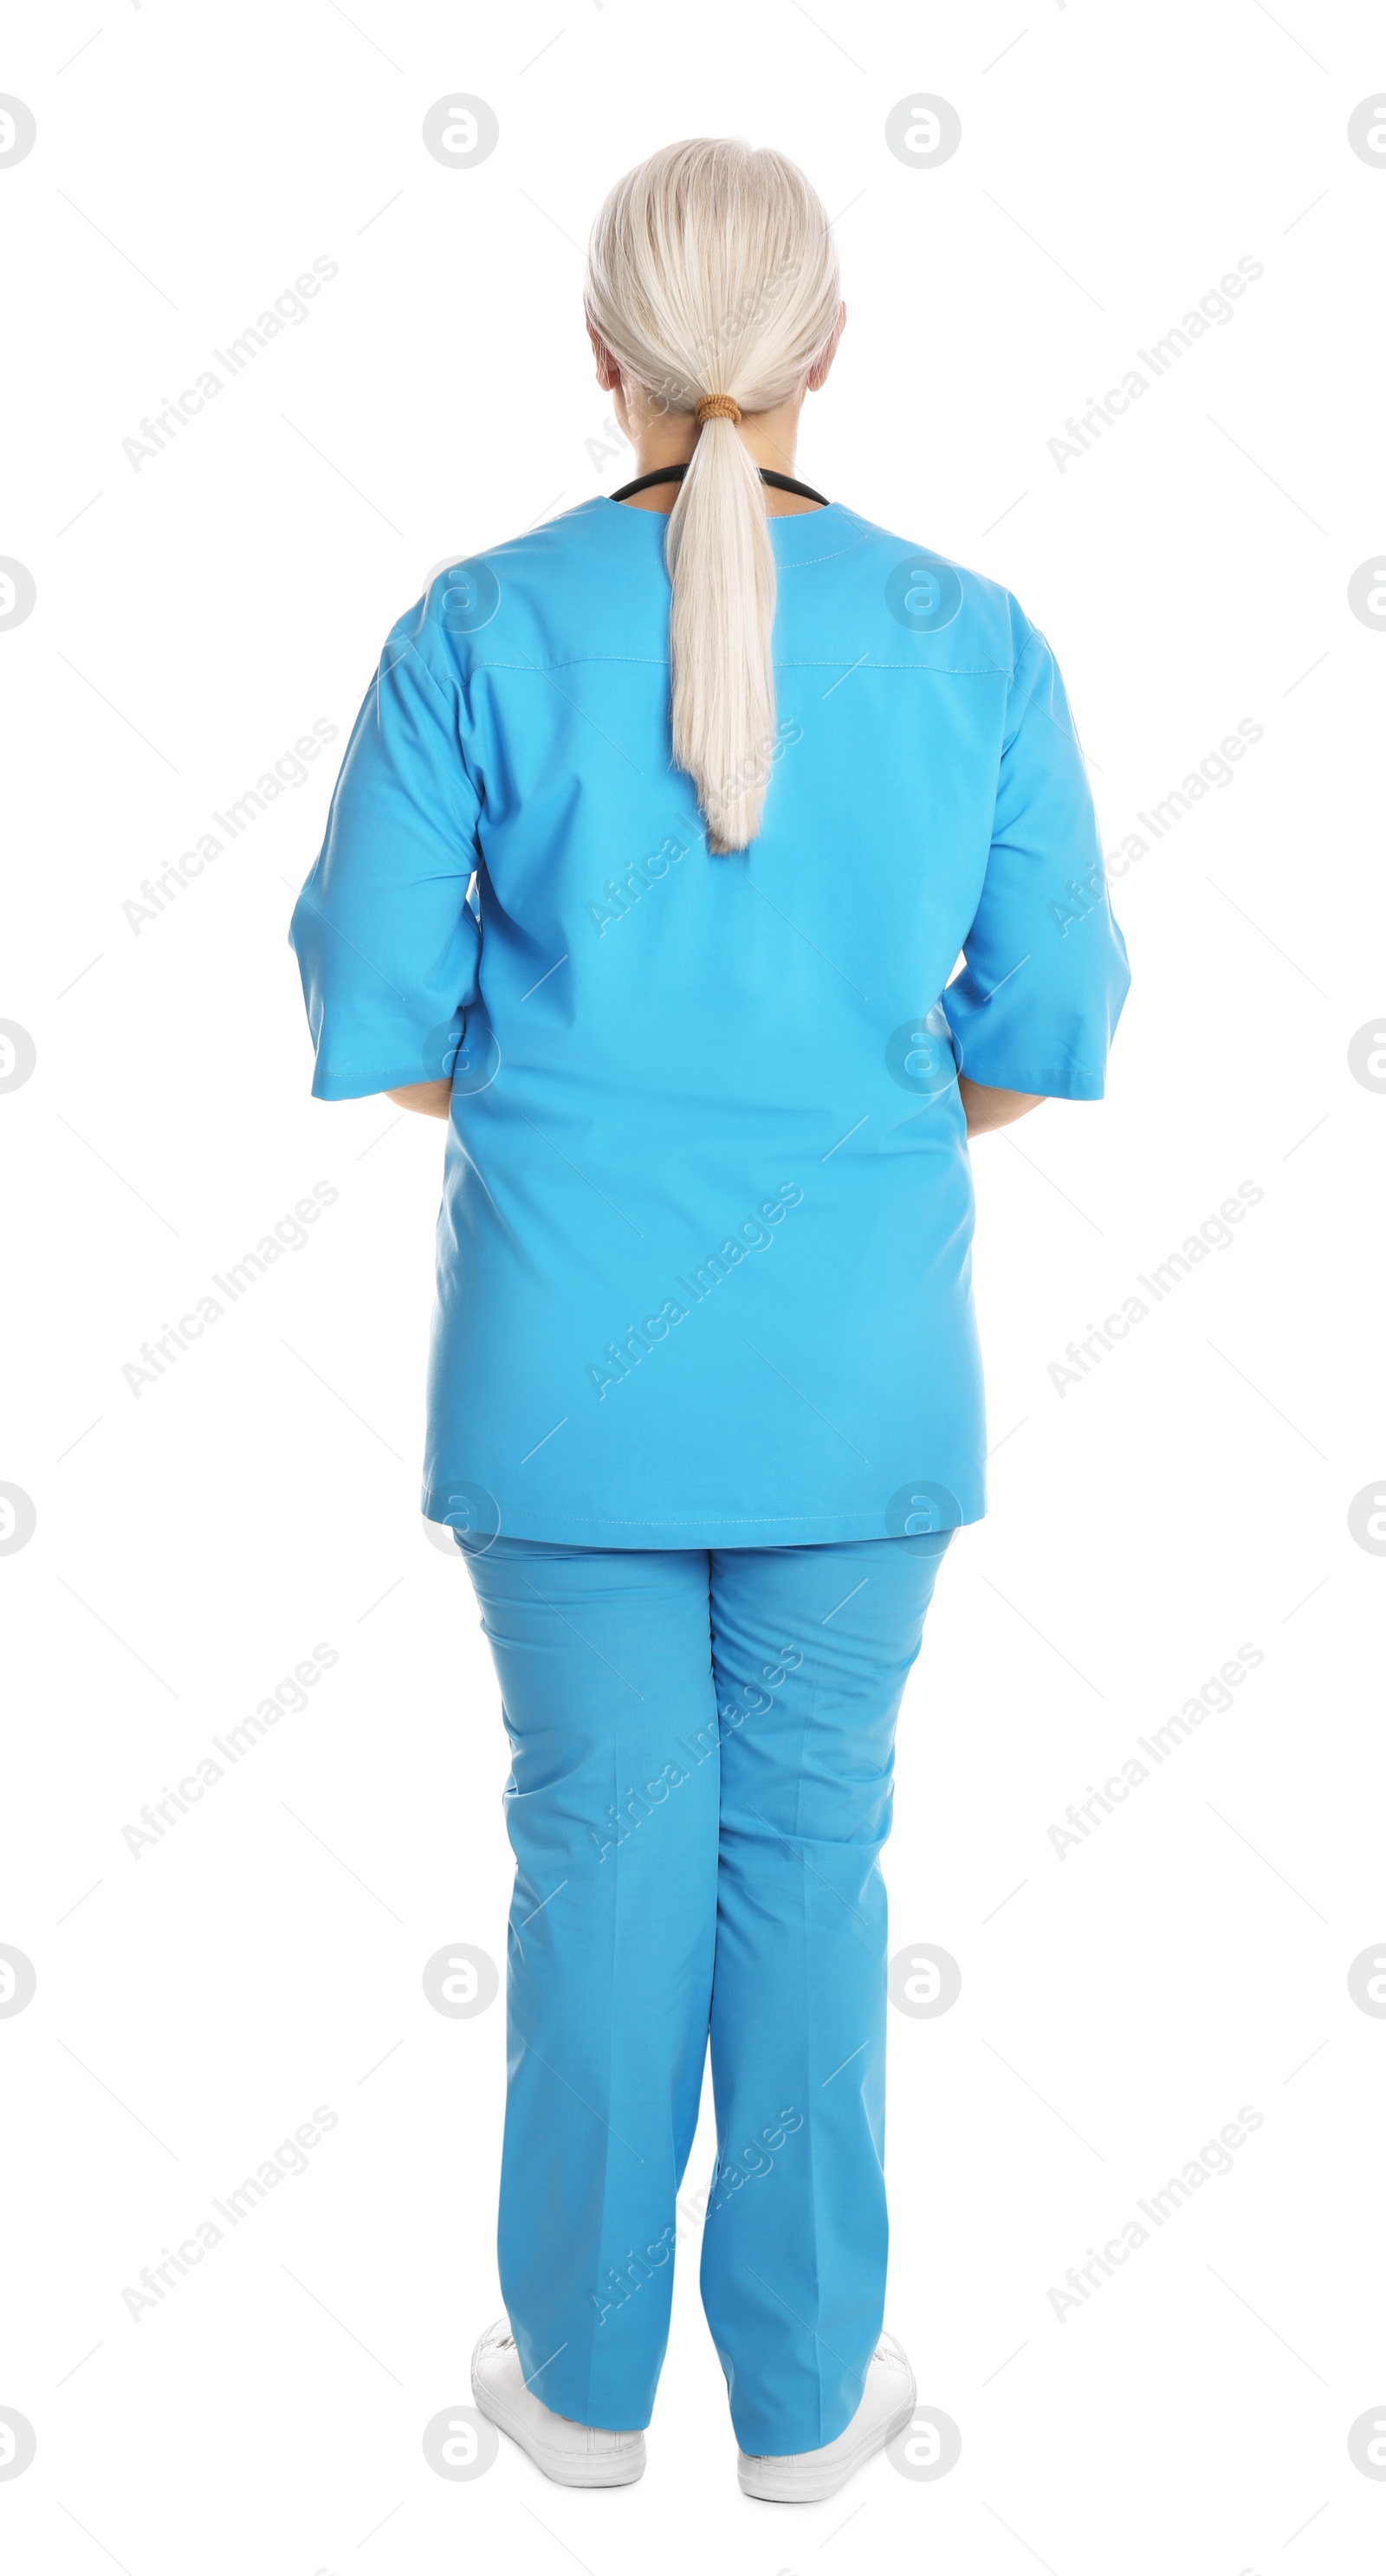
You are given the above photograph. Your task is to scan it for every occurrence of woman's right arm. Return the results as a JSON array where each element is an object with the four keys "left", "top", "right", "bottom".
[
  {"left": 943, "top": 624, "right": 1130, "bottom": 1110},
  {"left": 958, "top": 1077, "right": 1043, "bottom": 1136}
]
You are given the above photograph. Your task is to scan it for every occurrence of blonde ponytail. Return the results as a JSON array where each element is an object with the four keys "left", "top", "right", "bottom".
[{"left": 584, "top": 140, "right": 841, "bottom": 852}]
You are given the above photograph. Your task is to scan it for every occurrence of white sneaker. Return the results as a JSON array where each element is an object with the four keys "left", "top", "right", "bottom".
[
  {"left": 470, "top": 2319, "right": 646, "bottom": 2488},
  {"left": 737, "top": 2332, "right": 916, "bottom": 2502}
]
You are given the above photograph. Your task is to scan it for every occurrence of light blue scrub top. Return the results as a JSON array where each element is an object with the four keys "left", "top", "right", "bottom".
[{"left": 289, "top": 497, "right": 1129, "bottom": 1548}]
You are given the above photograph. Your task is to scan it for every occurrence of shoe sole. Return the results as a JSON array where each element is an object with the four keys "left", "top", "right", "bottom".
[
  {"left": 737, "top": 2389, "right": 916, "bottom": 2503},
  {"left": 471, "top": 2377, "right": 646, "bottom": 2489}
]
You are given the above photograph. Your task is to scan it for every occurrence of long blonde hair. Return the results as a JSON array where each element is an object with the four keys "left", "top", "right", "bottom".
[{"left": 584, "top": 139, "right": 841, "bottom": 852}]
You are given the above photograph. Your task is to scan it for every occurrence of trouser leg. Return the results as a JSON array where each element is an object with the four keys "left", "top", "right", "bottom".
[
  {"left": 698, "top": 1532, "right": 951, "bottom": 2456},
  {"left": 461, "top": 1535, "right": 719, "bottom": 2430}
]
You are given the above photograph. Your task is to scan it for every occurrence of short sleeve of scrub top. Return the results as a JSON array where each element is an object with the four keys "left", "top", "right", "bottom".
[
  {"left": 942, "top": 626, "right": 1119, "bottom": 1098},
  {"left": 292, "top": 631, "right": 483, "bottom": 1099}
]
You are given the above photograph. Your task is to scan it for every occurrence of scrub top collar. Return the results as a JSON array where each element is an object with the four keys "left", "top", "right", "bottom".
[{"left": 590, "top": 493, "right": 855, "bottom": 563}]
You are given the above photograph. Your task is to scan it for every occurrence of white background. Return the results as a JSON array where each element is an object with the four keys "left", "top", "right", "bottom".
[{"left": 3, "top": 2, "right": 1384, "bottom": 2569}]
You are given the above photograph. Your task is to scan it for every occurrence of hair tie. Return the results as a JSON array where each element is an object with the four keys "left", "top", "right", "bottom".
[{"left": 694, "top": 394, "right": 742, "bottom": 425}]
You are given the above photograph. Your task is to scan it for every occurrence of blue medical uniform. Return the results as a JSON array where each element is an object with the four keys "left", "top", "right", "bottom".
[
  {"left": 289, "top": 496, "right": 1128, "bottom": 2450},
  {"left": 290, "top": 497, "right": 1128, "bottom": 1548}
]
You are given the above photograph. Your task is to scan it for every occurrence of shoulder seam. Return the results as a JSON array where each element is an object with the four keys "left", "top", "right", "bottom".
[{"left": 384, "top": 628, "right": 457, "bottom": 710}]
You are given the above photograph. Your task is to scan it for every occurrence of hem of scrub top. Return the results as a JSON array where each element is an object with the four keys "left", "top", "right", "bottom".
[{"left": 419, "top": 1493, "right": 985, "bottom": 1549}]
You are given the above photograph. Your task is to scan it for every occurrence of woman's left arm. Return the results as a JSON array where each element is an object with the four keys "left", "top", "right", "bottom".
[
  {"left": 386, "top": 1080, "right": 453, "bottom": 1118},
  {"left": 288, "top": 608, "right": 482, "bottom": 1104}
]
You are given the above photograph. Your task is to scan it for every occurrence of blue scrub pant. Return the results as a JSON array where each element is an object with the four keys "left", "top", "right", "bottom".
[{"left": 461, "top": 1531, "right": 951, "bottom": 2456}]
